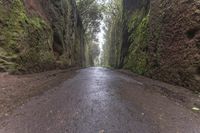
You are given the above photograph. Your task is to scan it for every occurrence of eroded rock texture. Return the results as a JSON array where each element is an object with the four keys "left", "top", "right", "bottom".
[
  {"left": 119, "top": 0, "right": 200, "bottom": 91},
  {"left": 148, "top": 0, "right": 200, "bottom": 91},
  {"left": 0, "top": 0, "right": 85, "bottom": 73}
]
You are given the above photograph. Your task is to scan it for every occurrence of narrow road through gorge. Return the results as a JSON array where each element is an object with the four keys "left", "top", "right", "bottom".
[{"left": 0, "top": 67, "right": 200, "bottom": 133}]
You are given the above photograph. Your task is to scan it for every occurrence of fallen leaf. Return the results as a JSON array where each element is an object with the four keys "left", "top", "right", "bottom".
[
  {"left": 141, "top": 113, "right": 145, "bottom": 116},
  {"left": 192, "top": 107, "right": 200, "bottom": 111},
  {"left": 99, "top": 129, "right": 104, "bottom": 133}
]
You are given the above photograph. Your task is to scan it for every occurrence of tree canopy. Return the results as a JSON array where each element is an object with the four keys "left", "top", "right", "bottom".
[{"left": 76, "top": 0, "right": 103, "bottom": 40}]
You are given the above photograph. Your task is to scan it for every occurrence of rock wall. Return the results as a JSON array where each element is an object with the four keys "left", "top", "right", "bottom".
[
  {"left": 121, "top": 0, "right": 150, "bottom": 74},
  {"left": 0, "top": 0, "right": 85, "bottom": 73},
  {"left": 110, "top": 0, "right": 200, "bottom": 91},
  {"left": 148, "top": 0, "right": 200, "bottom": 91}
]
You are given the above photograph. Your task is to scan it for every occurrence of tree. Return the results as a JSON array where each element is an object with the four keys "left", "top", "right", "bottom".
[
  {"left": 76, "top": 0, "right": 103, "bottom": 40},
  {"left": 101, "top": 0, "right": 123, "bottom": 67},
  {"left": 76, "top": 0, "right": 104, "bottom": 66}
]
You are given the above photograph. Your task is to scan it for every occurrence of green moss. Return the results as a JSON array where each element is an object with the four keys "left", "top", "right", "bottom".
[
  {"left": 124, "top": 10, "right": 149, "bottom": 75},
  {"left": 0, "top": 58, "right": 17, "bottom": 72},
  {"left": 0, "top": 0, "right": 54, "bottom": 72}
]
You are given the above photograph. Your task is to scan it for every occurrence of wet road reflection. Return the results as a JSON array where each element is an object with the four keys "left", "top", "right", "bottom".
[{"left": 0, "top": 67, "right": 200, "bottom": 133}]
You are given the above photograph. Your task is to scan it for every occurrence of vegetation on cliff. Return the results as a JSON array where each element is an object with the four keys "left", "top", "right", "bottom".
[
  {"left": 76, "top": 0, "right": 103, "bottom": 66},
  {"left": 0, "top": 0, "right": 86, "bottom": 73},
  {"left": 102, "top": 0, "right": 200, "bottom": 91},
  {"left": 101, "top": 0, "right": 123, "bottom": 68},
  {"left": 0, "top": 0, "right": 54, "bottom": 73},
  {"left": 124, "top": 11, "right": 149, "bottom": 75}
]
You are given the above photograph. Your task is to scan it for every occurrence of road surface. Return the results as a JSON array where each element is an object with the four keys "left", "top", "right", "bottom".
[{"left": 0, "top": 67, "right": 200, "bottom": 133}]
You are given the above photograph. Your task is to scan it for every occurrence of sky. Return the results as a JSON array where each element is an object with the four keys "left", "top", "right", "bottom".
[
  {"left": 97, "top": 0, "right": 108, "bottom": 50},
  {"left": 96, "top": 0, "right": 109, "bottom": 64},
  {"left": 97, "top": 21, "right": 105, "bottom": 51}
]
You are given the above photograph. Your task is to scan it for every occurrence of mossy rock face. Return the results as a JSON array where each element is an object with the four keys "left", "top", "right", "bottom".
[
  {"left": 0, "top": 0, "right": 86, "bottom": 73},
  {"left": 105, "top": 0, "right": 200, "bottom": 91},
  {"left": 122, "top": 0, "right": 200, "bottom": 91},
  {"left": 123, "top": 9, "right": 149, "bottom": 75},
  {"left": 0, "top": 0, "right": 55, "bottom": 73},
  {"left": 35, "top": 0, "right": 85, "bottom": 67}
]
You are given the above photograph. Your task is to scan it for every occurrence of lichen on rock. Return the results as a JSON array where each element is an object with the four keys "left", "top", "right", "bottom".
[
  {"left": 0, "top": 0, "right": 85, "bottom": 73},
  {"left": 105, "top": 0, "right": 200, "bottom": 91},
  {"left": 124, "top": 10, "right": 149, "bottom": 75}
]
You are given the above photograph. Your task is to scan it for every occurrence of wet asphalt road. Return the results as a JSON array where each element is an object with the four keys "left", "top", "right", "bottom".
[{"left": 0, "top": 67, "right": 200, "bottom": 133}]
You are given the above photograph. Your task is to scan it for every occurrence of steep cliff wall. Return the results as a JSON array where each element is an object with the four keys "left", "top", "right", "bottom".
[
  {"left": 148, "top": 0, "right": 200, "bottom": 91},
  {"left": 108, "top": 0, "right": 200, "bottom": 91},
  {"left": 0, "top": 0, "right": 85, "bottom": 73},
  {"left": 122, "top": 0, "right": 150, "bottom": 74}
]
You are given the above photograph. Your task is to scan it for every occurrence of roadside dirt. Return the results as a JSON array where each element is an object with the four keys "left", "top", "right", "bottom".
[
  {"left": 0, "top": 68, "right": 78, "bottom": 120},
  {"left": 118, "top": 69, "right": 200, "bottom": 114}
]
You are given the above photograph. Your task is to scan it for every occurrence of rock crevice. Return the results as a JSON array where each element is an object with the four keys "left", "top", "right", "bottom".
[
  {"left": 108, "top": 0, "right": 200, "bottom": 91},
  {"left": 0, "top": 0, "right": 85, "bottom": 73}
]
